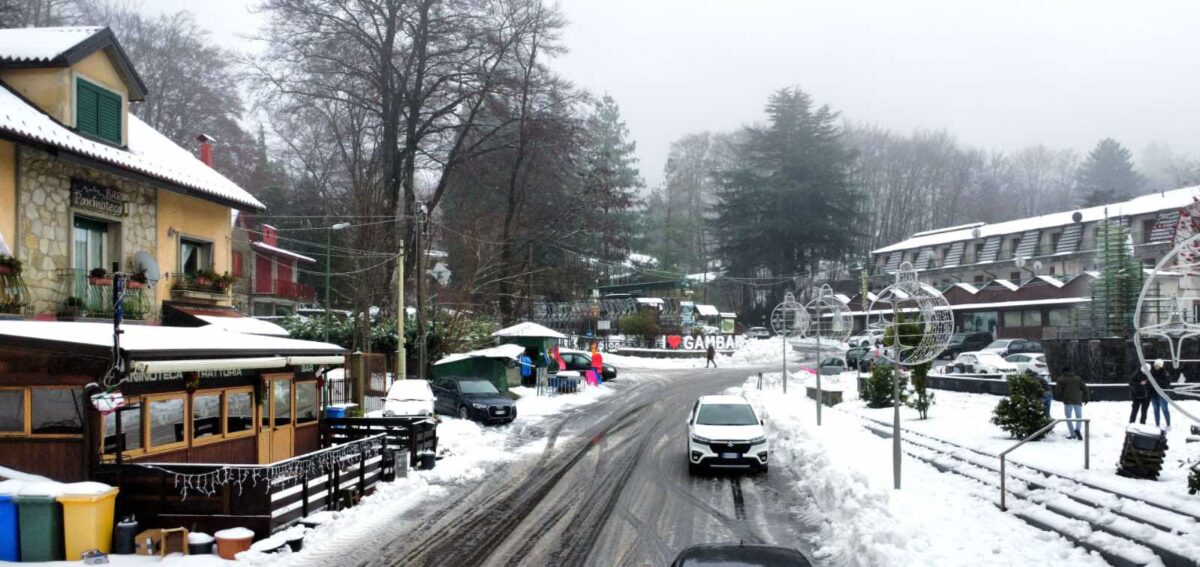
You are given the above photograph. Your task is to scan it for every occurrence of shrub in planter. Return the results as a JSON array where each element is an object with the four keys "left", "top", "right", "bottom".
[
  {"left": 88, "top": 267, "right": 112, "bottom": 285},
  {"left": 905, "top": 361, "right": 935, "bottom": 419},
  {"left": 58, "top": 296, "right": 84, "bottom": 319},
  {"left": 214, "top": 271, "right": 236, "bottom": 292},
  {"left": 991, "top": 373, "right": 1053, "bottom": 439},
  {"left": 619, "top": 310, "right": 660, "bottom": 341},
  {"left": 128, "top": 269, "right": 149, "bottom": 289},
  {"left": 862, "top": 364, "right": 908, "bottom": 408},
  {"left": 0, "top": 255, "right": 21, "bottom": 275}
]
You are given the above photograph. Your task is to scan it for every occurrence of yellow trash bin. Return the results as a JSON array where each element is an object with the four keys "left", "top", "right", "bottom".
[{"left": 56, "top": 482, "right": 119, "bottom": 561}]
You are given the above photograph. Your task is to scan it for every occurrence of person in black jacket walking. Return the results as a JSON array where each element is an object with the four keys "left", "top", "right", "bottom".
[
  {"left": 1128, "top": 364, "right": 1150, "bottom": 425},
  {"left": 1053, "top": 366, "right": 1089, "bottom": 440},
  {"left": 1150, "top": 359, "right": 1173, "bottom": 430}
]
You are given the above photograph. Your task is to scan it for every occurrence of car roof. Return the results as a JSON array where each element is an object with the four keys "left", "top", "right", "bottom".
[
  {"left": 672, "top": 544, "right": 811, "bottom": 567},
  {"left": 698, "top": 394, "right": 751, "bottom": 405}
]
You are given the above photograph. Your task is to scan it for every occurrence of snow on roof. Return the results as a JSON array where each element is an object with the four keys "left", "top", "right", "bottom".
[
  {"left": 1030, "top": 275, "right": 1065, "bottom": 288},
  {"left": 686, "top": 271, "right": 721, "bottom": 282},
  {"left": 491, "top": 321, "right": 567, "bottom": 339},
  {"left": 951, "top": 282, "right": 980, "bottom": 294},
  {"left": 636, "top": 297, "right": 664, "bottom": 305},
  {"left": 626, "top": 253, "right": 659, "bottom": 266},
  {"left": 833, "top": 294, "right": 851, "bottom": 305},
  {"left": 845, "top": 296, "right": 1089, "bottom": 317},
  {"left": 990, "top": 279, "right": 1020, "bottom": 292},
  {"left": 0, "top": 321, "right": 341, "bottom": 357},
  {"left": 719, "top": 312, "right": 737, "bottom": 318},
  {"left": 871, "top": 185, "right": 1200, "bottom": 255},
  {"left": 435, "top": 343, "right": 525, "bottom": 366},
  {"left": 0, "top": 85, "right": 264, "bottom": 211},
  {"left": 695, "top": 304, "right": 719, "bottom": 316},
  {"left": 251, "top": 241, "right": 317, "bottom": 263},
  {"left": 0, "top": 26, "right": 103, "bottom": 64},
  {"left": 195, "top": 315, "right": 290, "bottom": 337}
]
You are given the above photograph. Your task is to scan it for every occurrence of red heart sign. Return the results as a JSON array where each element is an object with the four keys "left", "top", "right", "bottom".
[{"left": 667, "top": 335, "right": 682, "bottom": 349}]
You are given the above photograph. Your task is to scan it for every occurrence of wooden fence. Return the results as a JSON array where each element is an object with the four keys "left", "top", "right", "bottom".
[
  {"left": 321, "top": 416, "right": 438, "bottom": 468},
  {"left": 95, "top": 433, "right": 391, "bottom": 539}
]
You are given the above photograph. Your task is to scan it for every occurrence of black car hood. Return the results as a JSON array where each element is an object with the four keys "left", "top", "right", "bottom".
[{"left": 462, "top": 392, "right": 513, "bottom": 405}]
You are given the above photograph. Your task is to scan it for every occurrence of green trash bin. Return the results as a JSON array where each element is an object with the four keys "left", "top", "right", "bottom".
[{"left": 15, "top": 483, "right": 64, "bottom": 562}]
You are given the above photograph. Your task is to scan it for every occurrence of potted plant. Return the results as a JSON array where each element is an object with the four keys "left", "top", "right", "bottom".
[
  {"left": 88, "top": 267, "right": 112, "bottom": 286},
  {"left": 127, "top": 269, "right": 149, "bottom": 290},
  {"left": 58, "top": 296, "right": 84, "bottom": 320},
  {"left": 193, "top": 268, "right": 217, "bottom": 288},
  {"left": 0, "top": 255, "right": 21, "bottom": 276},
  {"left": 214, "top": 271, "right": 236, "bottom": 292}
]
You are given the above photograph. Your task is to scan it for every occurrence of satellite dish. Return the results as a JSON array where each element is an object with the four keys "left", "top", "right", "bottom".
[
  {"left": 1072, "top": 211, "right": 1083, "bottom": 223},
  {"left": 971, "top": 228, "right": 982, "bottom": 239},
  {"left": 1014, "top": 256, "right": 1026, "bottom": 268},
  {"left": 133, "top": 251, "right": 161, "bottom": 281},
  {"left": 1032, "top": 261, "right": 1044, "bottom": 272}
]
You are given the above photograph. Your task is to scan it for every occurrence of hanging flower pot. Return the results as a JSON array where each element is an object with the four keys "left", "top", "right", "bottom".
[{"left": 126, "top": 281, "right": 146, "bottom": 290}]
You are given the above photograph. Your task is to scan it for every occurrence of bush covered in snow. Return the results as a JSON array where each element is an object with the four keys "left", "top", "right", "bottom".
[
  {"left": 991, "top": 373, "right": 1052, "bottom": 439},
  {"left": 862, "top": 364, "right": 907, "bottom": 408}
]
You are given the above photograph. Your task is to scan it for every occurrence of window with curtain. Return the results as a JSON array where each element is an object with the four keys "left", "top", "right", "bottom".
[
  {"left": 73, "top": 217, "right": 109, "bottom": 273},
  {"left": 180, "top": 238, "right": 212, "bottom": 275}
]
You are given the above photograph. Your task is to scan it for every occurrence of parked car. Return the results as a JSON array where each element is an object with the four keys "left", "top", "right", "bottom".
[
  {"left": 687, "top": 394, "right": 769, "bottom": 474},
  {"left": 940, "top": 331, "right": 993, "bottom": 359},
  {"left": 431, "top": 377, "right": 516, "bottom": 424},
  {"left": 819, "top": 357, "right": 848, "bottom": 373},
  {"left": 559, "top": 348, "right": 617, "bottom": 381},
  {"left": 745, "top": 327, "right": 772, "bottom": 340},
  {"left": 848, "top": 327, "right": 886, "bottom": 348},
  {"left": 1006, "top": 353, "right": 1049, "bottom": 376},
  {"left": 1008, "top": 340, "right": 1044, "bottom": 355},
  {"left": 845, "top": 346, "right": 870, "bottom": 369},
  {"left": 381, "top": 379, "right": 435, "bottom": 417},
  {"left": 670, "top": 543, "right": 812, "bottom": 567},
  {"left": 981, "top": 338, "right": 1040, "bottom": 357},
  {"left": 858, "top": 349, "right": 896, "bottom": 372},
  {"left": 949, "top": 352, "right": 1019, "bottom": 375}
]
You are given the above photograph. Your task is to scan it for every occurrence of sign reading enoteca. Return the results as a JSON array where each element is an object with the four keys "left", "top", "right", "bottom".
[
  {"left": 663, "top": 335, "right": 739, "bottom": 350},
  {"left": 70, "top": 179, "right": 124, "bottom": 216}
]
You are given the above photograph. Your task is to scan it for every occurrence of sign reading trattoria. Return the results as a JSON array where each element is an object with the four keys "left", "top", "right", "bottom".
[
  {"left": 70, "top": 178, "right": 125, "bottom": 216},
  {"left": 663, "top": 335, "right": 739, "bottom": 351},
  {"left": 124, "top": 367, "right": 256, "bottom": 384}
]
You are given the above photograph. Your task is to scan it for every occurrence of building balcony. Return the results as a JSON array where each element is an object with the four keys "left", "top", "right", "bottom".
[
  {"left": 168, "top": 272, "right": 234, "bottom": 304},
  {"left": 0, "top": 262, "right": 30, "bottom": 315},
  {"left": 56, "top": 269, "right": 155, "bottom": 320},
  {"left": 253, "top": 278, "right": 315, "bottom": 303}
]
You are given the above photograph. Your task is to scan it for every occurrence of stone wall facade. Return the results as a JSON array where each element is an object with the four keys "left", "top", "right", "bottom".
[{"left": 16, "top": 147, "right": 157, "bottom": 316}]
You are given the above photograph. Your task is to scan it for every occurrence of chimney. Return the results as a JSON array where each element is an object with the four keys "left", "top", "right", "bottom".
[
  {"left": 261, "top": 224, "right": 278, "bottom": 246},
  {"left": 195, "top": 133, "right": 217, "bottom": 167}
]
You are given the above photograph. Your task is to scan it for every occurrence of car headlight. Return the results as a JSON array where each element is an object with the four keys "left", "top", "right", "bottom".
[
  {"left": 749, "top": 436, "right": 766, "bottom": 445},
  {"left": 691, "top": 434, "right": 711, "bottom": 444},
  {"left": 472, "top": 403, "right": 487, "bottom": 410}
]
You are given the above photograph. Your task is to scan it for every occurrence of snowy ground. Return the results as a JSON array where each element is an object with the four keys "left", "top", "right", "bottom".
[
  {"left": 603, "top": 335, "right": 804, "bottom": 369},
  {"left": 732, "top": 372, "right": 1114, "bottom": 566}
]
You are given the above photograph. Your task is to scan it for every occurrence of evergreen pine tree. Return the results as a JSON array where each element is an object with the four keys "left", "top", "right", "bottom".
[
  {"left": 713, "top": 88, "right": 859, "bottom": 305},
  {"left": 992, "top": 373, "right": 1053, "bottom": 439},
  {"left": 582, "top": 94, "right": 643, "bottom": 262},
  {"left": 1077, "top": 138, "right": 1145, "bottom": 206},
  {"left": 1090, "top": 219, "right": 1144, "bottom": 337}
]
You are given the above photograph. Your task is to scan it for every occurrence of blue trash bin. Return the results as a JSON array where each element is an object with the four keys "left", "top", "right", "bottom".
[
  {"left": 325, "top": 406, "right": 347, "bottom": 419},
  {"left": 0, "top": 480, "right": 21, "bottom": 562}
]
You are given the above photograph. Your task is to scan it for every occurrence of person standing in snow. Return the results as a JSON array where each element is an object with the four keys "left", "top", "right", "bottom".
[
  {"left": 518, "top": 348, "right": 535, "bottom": 387},
  {"left": 1037, "top": 372, "right": 1053, "bottom": 418},
  {"left": 1128, "top": 364, "right": 1150, "bottom": 425},
  {"left": 590, "top": 343, "right": 604, "bottom": 386},
  {"left": 1053, "top": 366, "right": 1089, "bottom": 440},
  {"left": 706, "top": 343, "right": 717, "bottom": 368},
  {"left": 1150, "top": 359, "right": 1173, "bottom": 430}
]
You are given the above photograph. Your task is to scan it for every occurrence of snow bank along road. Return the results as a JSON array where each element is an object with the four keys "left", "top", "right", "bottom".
[{"left": 364, "top": 365, "right": 821, "bottom": 567}]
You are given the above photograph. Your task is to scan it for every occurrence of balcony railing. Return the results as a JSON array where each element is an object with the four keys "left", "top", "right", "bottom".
[
  {"left": 253, "top": 278, "right": 315, "bottom": 303},
  {"left": 0, "top": 264, "right": 29, "bottom": 314},
  {"left": 58, "top": 269, "right": 154, "bottom": 320}
]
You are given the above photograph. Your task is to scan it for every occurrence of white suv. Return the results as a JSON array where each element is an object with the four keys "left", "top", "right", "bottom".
[{"left": 687, "top": 395, "right": 768, "bottom": 474}]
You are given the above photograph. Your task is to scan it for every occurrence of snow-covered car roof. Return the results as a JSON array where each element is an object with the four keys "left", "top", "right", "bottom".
[
  {"left": 698, "top": 394, "right": 751, "bottom": 405},
  {"left": 385, "top": 380, "right": 433, "bottom": 400}
]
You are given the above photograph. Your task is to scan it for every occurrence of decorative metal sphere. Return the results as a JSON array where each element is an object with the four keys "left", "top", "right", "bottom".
[
  {"left": 866, "top": 262, "right": 955, "bottom": 366},
  {"left": 770, "top": 292, "right": 809, "bottom": 337},
  {"left": 1134, "top": 232, "right": 1200, "bottom": 425},
  {"left": 803, "top": 284, "right": 853, "bottom": 344}
]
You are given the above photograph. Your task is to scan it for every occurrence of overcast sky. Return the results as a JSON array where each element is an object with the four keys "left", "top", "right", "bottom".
[{"left": 151, "top": 0, "right": 1200, "bottom": 189}]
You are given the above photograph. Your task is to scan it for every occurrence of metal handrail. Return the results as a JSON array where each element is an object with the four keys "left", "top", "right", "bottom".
[{"left": 999, "top": 418, "right": 1089, "bottom": 511}]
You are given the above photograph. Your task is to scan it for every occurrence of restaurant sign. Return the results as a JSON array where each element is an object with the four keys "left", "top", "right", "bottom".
[
  {"left": 70, "top": 179, "right": 124, "bottom": 216},
  {"left": 125, "top": 367, "right": 256, "bottom": 384},
  {"left": 664, "top": 334, "right": 739, "bottom": 351}
]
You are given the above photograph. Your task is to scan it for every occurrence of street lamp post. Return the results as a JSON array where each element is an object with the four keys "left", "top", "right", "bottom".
[{"left": 324, "top": 222, "right": 351, "bottom": 342}]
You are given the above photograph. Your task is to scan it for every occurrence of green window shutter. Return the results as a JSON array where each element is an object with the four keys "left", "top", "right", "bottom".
[
  {"left": 75, "top": 78, "right": 123, "bottom": 144},
  {"left": 76, "top": 79, "right": 99, "bottom": 137},
  {"left": 97, "top": 88, "right": 122, "bottom": 144}
]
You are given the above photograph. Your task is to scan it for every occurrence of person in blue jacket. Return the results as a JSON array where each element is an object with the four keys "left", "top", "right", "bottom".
[{"left": 518, "top": 348, "right": 535, "bottom": 387}]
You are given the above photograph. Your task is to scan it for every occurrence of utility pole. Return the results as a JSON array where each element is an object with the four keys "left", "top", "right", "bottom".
[
  {"left": 396, "top": 241, "right": 406, "bottom": 380},
  {"left": 324, "top": 223, "right": 350, "bottom": 342},
  {"left": 416, "top": 203, "right": 427, "bottom": 380},
  {"left": 527, "top": 242, "right": 534, "bottom": 321}
]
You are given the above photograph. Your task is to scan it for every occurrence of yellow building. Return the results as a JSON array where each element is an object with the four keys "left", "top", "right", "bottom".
[{"left": 0, "top": 26, "right": 264, "bottom": 321}]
